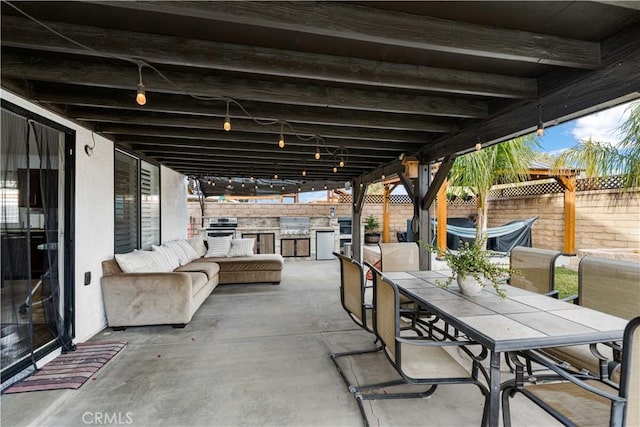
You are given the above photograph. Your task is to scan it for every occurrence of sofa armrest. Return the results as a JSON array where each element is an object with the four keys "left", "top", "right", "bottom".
[{"left": 101, "top": 272, "right": 193, "bottom": 327}]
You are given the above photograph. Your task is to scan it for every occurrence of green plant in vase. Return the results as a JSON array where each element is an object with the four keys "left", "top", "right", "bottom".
[{"left": 420, "top": 238, "right": 516, "bottom": 298}]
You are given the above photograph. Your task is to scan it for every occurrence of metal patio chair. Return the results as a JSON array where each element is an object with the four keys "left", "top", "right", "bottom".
[
  {"left": 502, "top": 316, "right": 640, "bottom": 427},
  {"left": 509, "top": 246, "right": 562, "bottom": 297},
  {"left": 348, "top": 264, "right": 489, "bottom": 426},
  {"left": 541, "top": 256, "right": 640, "bottom": 382},
  {"left": 330, "top": 253, "right": 427, "bottom": 395}
]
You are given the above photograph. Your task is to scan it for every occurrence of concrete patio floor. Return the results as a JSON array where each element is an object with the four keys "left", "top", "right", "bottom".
[{"left": 1, "top": 259, "right": 561, "bottom": 426}]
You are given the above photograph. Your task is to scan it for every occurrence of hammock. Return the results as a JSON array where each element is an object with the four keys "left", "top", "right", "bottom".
[
  {"left": 438, "top": 217, "right": 538, "bottom": 239},
  {"left": 432, "top": 217, "right": 538, "bottom": 253}
]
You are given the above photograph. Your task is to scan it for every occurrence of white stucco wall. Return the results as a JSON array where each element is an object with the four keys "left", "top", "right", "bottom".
[
  {"left": 2, "top": 90, "right": 189, "bottom": 343},
  {"left": 161, "top": 166, "right": 187, "bottom": 242}
]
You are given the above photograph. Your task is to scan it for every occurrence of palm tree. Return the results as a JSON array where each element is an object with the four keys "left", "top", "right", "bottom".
[
  {"left": 448, "top": 135, "right": 540, "bottom": 246},
  {"left": 554, "top": 101, "right": 640, "bottom": 188}
]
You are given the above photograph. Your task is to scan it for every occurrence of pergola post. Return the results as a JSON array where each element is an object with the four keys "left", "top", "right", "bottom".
[
  {"left": 418, "top": 162, "right": 432, "bottom": 270},
  {"left": 556, "top": 175, "right": 577, "bottom": 256},
  {"left": 351, "top": 179, "right": 366, "bottom": 261}
]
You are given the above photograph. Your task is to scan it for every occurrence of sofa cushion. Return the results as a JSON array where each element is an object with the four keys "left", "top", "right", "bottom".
[
  {"left": 202, "top": 254, "right": 284, "bottom": 272},
  {"left": 176, "top": 239, "right": 200, "bottom": 261},
  {"left": 165, "top": 241, "right": 190, "bottom": 266},
  {"left": 175, "top": 261, "right": 220, "bottom": 280},
  {"left": 115, "top": 250, "right": 161, "bottom": 273},
  {"left": 206, "top": 235, "right": 233, "bottom": 257},
  {"left": 188, "top": 233, "right": 207, "bottom": 257},
  {"left": 152, "top": 244, "right": 181, "bottom": 270},
  {"left": 227, "top": 238, "right": 255, "bottom": 257},
  {"left": 146, "top": 250, "right": 174, "bottom": 272}
]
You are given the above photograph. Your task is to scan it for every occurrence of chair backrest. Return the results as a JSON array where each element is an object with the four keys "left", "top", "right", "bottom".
[
  {"left": 334, "top": 252, "right": 370, "bottom": 332},
  {"left": 509, "top": 246, "right": 561, "bottom": 294},
  {"left": 378, "top": 242, "right": 420, "bottom": 272},
  {"left": 621, "top": 316, "right": 640, "bottom": 427},
  {"left": 368, "top": 263, "right": 399, "bottom": 362},
  {"left": 579, "top": 256, "right": 640, "bottom": 320}
]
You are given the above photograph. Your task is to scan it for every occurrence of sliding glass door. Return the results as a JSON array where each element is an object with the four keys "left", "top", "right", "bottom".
[{"left": 1, "top": 102, "right": 75, "bottom": 383}]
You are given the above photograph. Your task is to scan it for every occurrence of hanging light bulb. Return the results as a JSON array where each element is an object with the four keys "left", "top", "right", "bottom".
[
  {"left": 302, "top": 168, "right": 306, "bottom": 177},
  {"left": 339, "top": 158, "right": 345, "bottom": 167},
  {"left": 274, "top": 173, "right": 278, "bottom": 179},
  {"left": 536, "top": 104, "right": 545, "bottom": 137},
  {"left": 212, "top": 181, "right": 215, "bottom": 187},
  {"left": 297, "top": 186, "right": 301, "bottom": 192},
  {"left": 207, "top": 179, "right": 212, "bottom": 185},
  {"left": 270, "top": 183, "right": 274, "bottom": 188},
  {"left": 323, "top": 184, "right": 328, "bottom": 190},
  {"left": 241, "top": 182, "right": 245, "bottom": 188},
  {"left": 281, "top": 185, "right": 285, "bottom": 190},
  {"left": 332, "top": 165, "right": 338, "bottom": 173},
  {"left": 381, "top": 174, "right": 386, "bottom": 180},
  {"left": 475, "top": 141, "right": 482, "bottom": 151},
  {"left": 314, "top": 145, "right": 321, "bottom": 160},
  {"left": 311, "top": 187, "right": 315, "bottom": 191},
  {"left": 278, "top": 123, "right": 285, "bottom": 148},
  {"left": 223, "top": 100, "right": 231, "bottom": 131},
  {"left": 135, "top": 63, "right": 146, "bottom": 106}
]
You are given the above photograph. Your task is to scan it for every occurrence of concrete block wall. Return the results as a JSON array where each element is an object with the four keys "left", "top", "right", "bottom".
[{"left": 189, "top": 187, "right": 639, "bottom": 253}]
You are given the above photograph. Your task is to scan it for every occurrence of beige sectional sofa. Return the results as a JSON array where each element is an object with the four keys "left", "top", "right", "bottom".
[{"left": 101, "top": 235, "right": 284, "bottom": 330}]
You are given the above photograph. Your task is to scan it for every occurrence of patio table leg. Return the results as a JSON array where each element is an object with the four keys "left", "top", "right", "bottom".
[{"left": 488, "top": 350, "right": 501, "bottom": 427}]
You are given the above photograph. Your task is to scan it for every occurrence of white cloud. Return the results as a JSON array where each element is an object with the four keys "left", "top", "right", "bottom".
[{"left": 571, "top": 102, "right": 634, "bottom": 146}]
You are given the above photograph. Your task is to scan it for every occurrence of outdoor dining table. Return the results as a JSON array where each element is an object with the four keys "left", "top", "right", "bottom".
[{"left": 382, "top": 270, "right": 628, "bottom": 427}]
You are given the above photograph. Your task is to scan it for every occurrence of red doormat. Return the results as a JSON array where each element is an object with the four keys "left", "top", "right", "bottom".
[{"left": 3, "top": 341, "right": 127, "bottom": 393}]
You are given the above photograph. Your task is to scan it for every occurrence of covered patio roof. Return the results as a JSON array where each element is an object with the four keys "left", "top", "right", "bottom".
[{"left": 2, "top": 1, "right": 639, "bottom": 193}]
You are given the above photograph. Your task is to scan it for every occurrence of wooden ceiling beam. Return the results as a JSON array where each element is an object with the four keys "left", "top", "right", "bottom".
[
  {"left": 93, "top": 1, "right": 600, "bottom": 69},
  {"left": 29, "top": 85, "right": 462, "bottom": 133},
  {"left": 124, "top": 136, "right": 407, "bottom": 156},
  {"left": 109, "top": 128, "right": 422, "bottom": 152},
  {"left": 1, "top": 52, "right": 488, "bottom": 118},
  {"left": 1, "top": 16, "right": 537, "bottom": 99},
  {"left": 88, "top": 117, "right": 433, "bottom": 144}
]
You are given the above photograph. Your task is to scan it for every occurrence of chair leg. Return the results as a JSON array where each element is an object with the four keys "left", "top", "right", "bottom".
[
  {"left": 501, "top": 385, "right": 514, "bottom": 427},
  {"left": 330, "top": 345, "right": 385, "bottom": 393},
  {"left": 356, "top": 385, "right": 437, "bottom": 400}
]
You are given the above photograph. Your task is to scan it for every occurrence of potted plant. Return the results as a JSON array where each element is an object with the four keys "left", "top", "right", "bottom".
[
  {"left": 364, "top": 214, "right": 381, "bottom": 244},
  {"left": 420, "top": 239, "right": 515, "bottom": 298}
]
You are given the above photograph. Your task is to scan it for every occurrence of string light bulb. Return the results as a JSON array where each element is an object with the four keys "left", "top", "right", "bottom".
[
  {"left": 223, "top": 100, "right": 231, "bottom": 131},
  {"left": 475, "top": 141, "right": 482, "bottom": 151},
  {"left": 381, "top": 174, "right": 386, "bottom": 180},
  {"left": 274, "top": 173, "right": 278, "bottom": 179},
  {"left": 339, "top": 158, "right": 345, "bottom": 167},
  {"left": 332, "top": 165, "right": 338, "bottom": 173},
  {"left": 278, "top": 123, "right": 285, "bottom": 148},
  {"left": 314, "top": 147, "right": 321, "bottom": 160},
  {"left": 302, "top": 168, "right": 306, "bottom": 177},
  {"left": 135, "top": 63, "right": 147, "bottom": 106},
  {"left": 536, "top": 104, "right": 544, "bottom": 137}
]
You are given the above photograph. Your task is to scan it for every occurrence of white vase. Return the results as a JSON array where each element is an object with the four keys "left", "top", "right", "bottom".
[{"left": 456, "top": 273, "right": 484, "bottom": 296}]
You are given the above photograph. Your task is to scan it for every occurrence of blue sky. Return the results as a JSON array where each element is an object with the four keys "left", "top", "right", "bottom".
[{"left": 537, "top": 101, "right": 634, "bottom": 155}]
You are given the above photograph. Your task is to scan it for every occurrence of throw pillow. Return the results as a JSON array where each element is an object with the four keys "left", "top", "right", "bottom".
[
  {"left": 146, "top": 249, "right": 173, "bottom": 272},
  {"left": 152, "top": 244, "right": 180, "bottom": 270},
  {"left": 206, "top": 235, "right": 233, "bottom": 258},
  {"left": 115, "top": 250, "right": 157, "bottom": 273},
  {"left": 188, "top": 233, "right": 207, "bottom": 257},
  {"left": 165, "top": 241, "right": 190, "bottom": 266},
  {"left": 176, "top": 239, "right": 200, "bottom": 261},
  {"left": 227, "top": 238, "right": 255, "bottom": 257}
]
